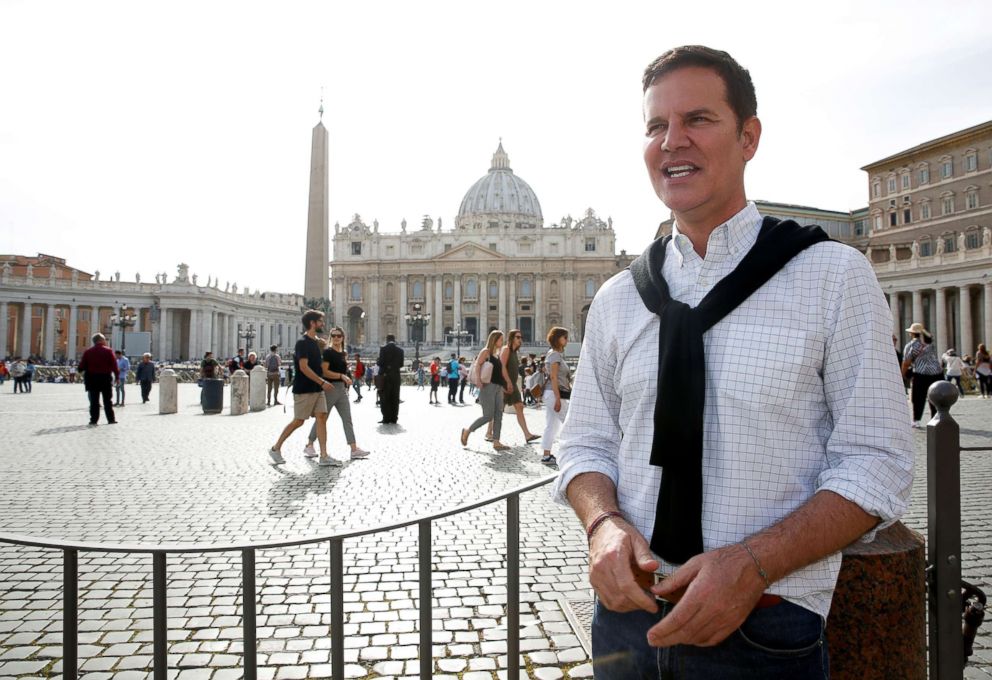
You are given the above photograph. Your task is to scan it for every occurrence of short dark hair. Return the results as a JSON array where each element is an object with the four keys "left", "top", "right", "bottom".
[
  {"left": 547, "top": 326, "right": 569, "bottom": 350},
  {"left": 270, "top": 344, "right": 277, "bottom": 352},
  {"left": 642, "top": 45, "right": 757, "bottom": 133},
  {"left": 301, "top": 309, "right": 324, "bottom": 330},
  {"left": 386, "top": 334, "right": 396, "bottom": 342}
]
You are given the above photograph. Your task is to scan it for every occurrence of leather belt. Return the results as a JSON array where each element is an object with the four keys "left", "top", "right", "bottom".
[{"left": 641, "top": 571, "right": 782, "bottom": 611}]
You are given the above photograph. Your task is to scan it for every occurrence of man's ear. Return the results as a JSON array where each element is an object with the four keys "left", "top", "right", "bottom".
[{"left": 741, "top": 116, "right": 761, "bottom": 162}]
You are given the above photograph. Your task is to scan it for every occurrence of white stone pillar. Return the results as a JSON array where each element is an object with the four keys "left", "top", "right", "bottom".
[
  {"left": 399, "top": 278, "right": 408, "bottom": 343},
  {"left": 433, "top": 276, "right": 443, "bottom": 342},
  {"left": 231, "top": 369, "right": 249, "bottom": 415},
  {"left": 158, "top": 306, "right": 169, "bottom": 361},
  {"left": 534, "top": 276, "right": 544, "bottom": 341},
  {"left": 228, "top": 314, "right": 237, "bottom": 358},
  {"left": 42, "top": 304, "right": 56, "bottom": 360},
  {"left": 479, "top": 276, "right": 488, "bottom": 336},
  {"left": 453, "top": 275, "right": 462, "bottom": 330},
  {"left": 189, "top": 308, "right": 200, "bottom": 360},
  {"left": 249, "top": 365, "right": 267, "bottom": 412},
  {"left": 20, "top": 302, "right": 32, "bottom": 357},
  {"left": 368, "top": 276, "right": 379, "bottom": 345},
  {"left": 985, "top": 283, "right": 992, "bottom": 348},
  {"left": 498, "top": 275, "right": 507, "bottom": 335},
  {"left": 960, "top": 286, "right": 973, "bottom": 355},
  {"left": 564, "top": 274, "right": 576, "bottom": 337},
  {"left": 508, "top": 276, "right": 517, "bottom": 332},
  {"left": 935, "top": 288, "right": 948, "bottom": 355},
  {"left": 912, "top": 290, "right": 924, "bottom": 327},
  {"left": 888, "top": 293, "right": 900, "bottom": 339},
  {"left": 0, "top": 301, "right": 8, "bottom": 359},
  {"left": 159, "top": 368, "right": 178, "bottom": 414}
]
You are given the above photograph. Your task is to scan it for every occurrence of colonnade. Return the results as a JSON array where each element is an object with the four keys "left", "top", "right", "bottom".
[{"left": 888, "top": 282, "right": 992, "bottom": 355}]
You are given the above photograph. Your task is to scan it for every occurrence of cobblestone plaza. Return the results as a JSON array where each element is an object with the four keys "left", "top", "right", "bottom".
[{"left": 1, "top": 383, "right": 991, "bottom": 678}]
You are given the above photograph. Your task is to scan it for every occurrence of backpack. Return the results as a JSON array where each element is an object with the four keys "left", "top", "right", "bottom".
[{"left": 265, "top": 353, "right": 280, "bottom": 372}]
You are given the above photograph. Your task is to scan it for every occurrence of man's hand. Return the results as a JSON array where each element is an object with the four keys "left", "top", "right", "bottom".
[
  {"left": 647, "top": 544, "right": 765, "bottom": 648},
  {"left": 554, "top": 397, "right": 561, "bottom": 413},
  {"left": 343, "top": 376, "right": 352, "bottom": 387},
  {"left": 321, "top": 381, "right": 333, "bottom": 392},
  {"left": 589, "top": 518, "right": 660, "bottom": 614}
]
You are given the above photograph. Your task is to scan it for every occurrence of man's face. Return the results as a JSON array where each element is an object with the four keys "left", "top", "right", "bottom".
[{"left": 642, "top": 66, "right": 760, "bottom": 227}]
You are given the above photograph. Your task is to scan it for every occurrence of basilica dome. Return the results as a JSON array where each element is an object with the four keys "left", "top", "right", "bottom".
[{"left": 456, "top": 142, "right": 543, "bottom": 229}]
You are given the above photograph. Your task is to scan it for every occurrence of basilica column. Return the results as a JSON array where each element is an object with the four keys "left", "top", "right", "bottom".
[
  {"left": 497, "top": 275, "right": 507, "bottom": 335},
  {"left": 453, "top": 275, "right": 462, "bottom": 329},
  {"left": 0, "top": 301, "right": 8, "bottom": 359},
  {"left": 960, "top": 286, "right": 973, "bottom": 354},
  {"left": 563, "top": 274, "right": 575, "bottom": 336},
  {"left": 43, "top": 305, "right": 56, "bottom": 361},
  {"left": 399, "top": 278, "right": 408, "bottom": 343},
  {"left": 911, "top": 290, "right": 924, "bottom": 328},
  {"left": 985, "top": 283, "right": 992, "bottom": 349},
  {"left": 534, "top": 276, "right": 544, "bottom": 341},
  {"left": 479, "top": 276, "right": 488, "bottom": 335},
  {"left": 20, "top": 303, "right": 32, "bottom": 358},
  {"left": 935, "top": 288, "right": 948, "bottom": 354},
  {"left": 433, "top": 275, "right": 443, "bottom": 343},
  {"left": 367, "top": 276, "right": 379, "bottom": 344},
  {"left": 508, "top": 276, "right": 517, "bottom": 332}
]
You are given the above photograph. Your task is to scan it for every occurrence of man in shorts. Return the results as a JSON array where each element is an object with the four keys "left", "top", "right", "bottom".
[{"left": 267, "top": 309, "right": 339, "bottom": 467}]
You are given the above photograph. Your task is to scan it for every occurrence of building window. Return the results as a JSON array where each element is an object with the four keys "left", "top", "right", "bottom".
[
  {"left": 489, "top": 280, "right": 498, "bottom": 297},
  {"left": 386, "top": 245, "right": 394, "bottom": 255},
  {"left": 550, "top": 279, "right": 559, "bottom": 298},
  {"left": 920, "top": 240, "right": 932, "bottom": 257},
  {"left": 921, "top": 201, "right": 931, "bottom": 220},
  {"left": 944, "top": 235, "right": 956, "bottom": 253},
  {"left": 585, "top": 238, "right": 596, "bottom": 252},
  {"left": 520, "top": 279, "right": 533, "bottom": 298},
  {"left": 966, "top": 231, "right": 980, "bottom": 249},
  {"left": 585, "top": 279, "right": 595, "bottom": 298},
  {"left": 889, "top": 212, "right": 897, "bottom": 227},
  {"left": 872, "top": 181, "right": 881, "bottom": 198},
  {"left": 385, "top": 282, "right": 394, "bottom": 301},
  {"left": 887, "top": 177, "right": 896, "bottom": 193},
  {"left": 941, "top": 195, "right": 954, "bottom": 216},
  {"left": 941, "top": 158, "right": 953, "bottom": 179},
  {"left": 412, "top": 281, "right": 424, "bottom": 299},
  {"left": 854, "top": 220, "right": 865, "bottom": 236},
  {"left": 903, "top": 209, "right": 911, "bottom": 224},
  {"left": 465, "top": 279, "right": 478, "bottom": 299},
  {"left": 350, "top": 282, "right": 362, "bottom": 300},
  {"left": 444, "top": 282, "right": 453, "bottom": 300},
  {"left": 901, "top": 173, "right": 910, "bottom": 190},
  {"left": 965, "top": 153, "right": 977, "bottom": 172},
  {"left": 966, "top": 191, "right": 979, "bottom": 210},
  {"left": 444, "top": 243, "right": 452, "bottom": 252},
  {"left": 351, "top": 242, "right": 362, "bottom": 256},
  {"left": 489, "top": 243, "right": 497, "bottom": 251},
  {"left": 874, "top": 214, "right": 882, "bottom": 231},
  {"left": 918, "top": 165, "right": 930, "bottom": 184}
]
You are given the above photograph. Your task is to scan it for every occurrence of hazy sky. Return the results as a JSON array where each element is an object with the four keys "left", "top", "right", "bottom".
[{"left": 2, "top": 0, "right": 990, "bottom": 294}]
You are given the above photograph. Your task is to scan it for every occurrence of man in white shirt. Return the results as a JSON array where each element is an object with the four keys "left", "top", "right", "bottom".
[{"left": 553, "top": 45, "right": 914, "bottom": 678}]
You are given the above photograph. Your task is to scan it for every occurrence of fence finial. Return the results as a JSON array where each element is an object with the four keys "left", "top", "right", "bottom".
[{"left": 928, "top": 380, "right": 958, "bottom": 414}]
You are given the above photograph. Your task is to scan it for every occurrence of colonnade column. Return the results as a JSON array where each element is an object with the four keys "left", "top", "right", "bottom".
[
  {"left": 67, "top": 305, "right": 78, "bottom": 361},
  {"left": 189, "top": 309, "right": 200, "bottom": 360},
  {"left": 43, "top": 305, "right": 56, "bottom": 360},
  {"left": 399, "top": 278, "right": 408, "bottom": 343},
  {"left": 960, "top": 287, "right": 973, "bottom": 355},
  {"left": 453, "top": 276, "right": 462, "bottom": 330},
  {"left": 479, "top": 276, "right": 488, "bottom": 335},
  {"left": 985, "top": 283, "right": 992, "bottom": 347},
  {"left": 911, "top": 290, "right": 924, "bottom": 327},
  {"left": 0, "top": 301, "right": 8, "bottom": 359},
  {"left": 935, "top": 288, "right": 948, "bottom": 355},
  {"left": 20, "top": 302, "right": 32, "bottom": 358},
  {"left": 888, "top": 293, "right": 900, "bottom": 339},
  {"left": 497, "top": 275, "right": 507, "bottom": 336},
  {"left": 158, "top": 306, "right": 169, "bottom": 361},
  {"left": 433, "top": 276, "right": 443, "bottom": 343}
]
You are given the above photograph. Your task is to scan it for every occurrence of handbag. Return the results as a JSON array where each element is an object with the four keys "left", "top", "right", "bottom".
[
  {"left": 480, "top": 361, "right": 493, "bottom": 384},
  {"left": 374, "top": 374, "right": 385, "bottom": 390}
]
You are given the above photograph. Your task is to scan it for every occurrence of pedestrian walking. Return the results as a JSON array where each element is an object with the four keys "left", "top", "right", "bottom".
[
  {"left": 352, "top": 353, "right": 365, "bottom": 402},
  {"left": 902, "top": 323, "right": 943, "bottom": 426},
  {"left": 415, "top": 361, "right": 426, "bottom": 390},
  {"left": 23, "top": 359, "right": 34, "bottom": 392},
  {"left": 0, "top": 360, "right": 7, "bottom": 387},
  {"left": 540, "top": 327, "right": 571, "bottom": 465},
  {"left": 498, "top": 330, "right": 540, "bottom": 444},
  {"left": 554, "top": 46, "right": 913, "bottom": 677},
  {"left": 268, "top": 309, "right": 338, "bottom": 467},
  {"left": 264, "top": 345, "right": 282, "bottom": 406},
  {"left": 9, "top": 358, "right": 26, "bottom": 392},
  {"left": 135, "top": 353, "right": 156, "bottom": 403},
  {"left": 428, "top": 357, "right": 441, "bottom": 404},
  {"left": 461, "top": 330, "right": 511, "bottom": 451},
  {"left": 376, "top": 334, "right": 404, "bottom": 424},
  {"left": 68, "top": 361, "right": 77, "bottom": 384},
  {"left": 458, "top": 357, "right": 469, "bottom": 403},
  {"left": 302, "top": 328, "right": 370, "bottom": 460},
  {"left": 78, "top": 333, "right": 119, "bottom": 425},
  {"left": 114, "top": 350, "right": 130, "bottom": 406},
  {"left": 976, "top": 344, "right": 992, "bottom": 398},
  {"left": 942, "top": 348, "right": 965, "bottom": 395},
  {"left": 447, "top": 353, "right": 461, "bottom": 404}
]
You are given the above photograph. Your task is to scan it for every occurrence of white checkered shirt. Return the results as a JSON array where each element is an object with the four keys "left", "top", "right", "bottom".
[{"left": 552, "top": 202, "right": 915, "bottom": 617}]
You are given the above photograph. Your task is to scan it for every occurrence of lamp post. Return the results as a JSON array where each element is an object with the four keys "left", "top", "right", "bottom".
[
  {"left": 404, "top": 303, "right": 431, "bottom": 364},
  {"left": 239, "top": 323, "right": 257, "bottom": 355},
  {"left": 109, "top": 304, "right": 137, "bottom": 356}
]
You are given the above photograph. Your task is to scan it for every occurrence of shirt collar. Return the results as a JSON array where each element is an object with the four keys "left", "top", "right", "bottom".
[{"left": 670, "top": 202, "right": 763, "bottom": 267}]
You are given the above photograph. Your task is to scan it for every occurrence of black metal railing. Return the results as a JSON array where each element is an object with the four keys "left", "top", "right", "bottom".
[
  {"left": 0, "top": 474, "right": 557, "bottom": 680},
  {"left": 926, "top": 380, "right": 989, "bottom": 679}
]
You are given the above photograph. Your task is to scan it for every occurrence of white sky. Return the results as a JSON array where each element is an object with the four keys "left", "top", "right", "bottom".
[{"left": 2, "top": 0, "right": 991, "bottom": 294}]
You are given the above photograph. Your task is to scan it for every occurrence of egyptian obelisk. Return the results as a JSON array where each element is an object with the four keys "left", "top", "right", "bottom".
[{"left": 303, "top": 102, "right": 330, "bottom": 302}]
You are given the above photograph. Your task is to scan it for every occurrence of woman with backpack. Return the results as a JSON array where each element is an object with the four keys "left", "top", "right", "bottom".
[{"left": 461, "top": 330, "right": 510, "bottom": 451}]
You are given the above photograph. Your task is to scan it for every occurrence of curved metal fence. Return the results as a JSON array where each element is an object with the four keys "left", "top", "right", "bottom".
[{"left": 0, "top": 474, "right": 558, "bottom": 680}]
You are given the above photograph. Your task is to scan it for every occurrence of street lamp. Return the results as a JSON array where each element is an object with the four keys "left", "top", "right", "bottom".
[
  {"left": 404, "top": 303, "right": 431, "bottom": 364},
  {"left": 109, "top": 304, "right": 136, "bottom": 356},
  {"left": 239, "top": 323, "right": 257, "bottom": 355}
]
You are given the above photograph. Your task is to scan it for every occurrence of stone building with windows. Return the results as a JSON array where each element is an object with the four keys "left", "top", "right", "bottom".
[
  {"left": 1, "top": 254, "right": 303, "bottom": 362},
  {"left": 862, "top": 120, "right": 992, "bottom": 354},
  {"left": 329, "top": 143, "right": 634, "bottom": 348}
]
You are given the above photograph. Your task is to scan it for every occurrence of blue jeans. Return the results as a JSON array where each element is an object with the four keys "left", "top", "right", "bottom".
[{"left": 591, "top": 597, "right": 827, "bottom": 679}]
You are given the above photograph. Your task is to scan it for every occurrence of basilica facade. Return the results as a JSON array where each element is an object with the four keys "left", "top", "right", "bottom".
[{"left": 329, "top": 143, "right": 633, "bottom": 348}]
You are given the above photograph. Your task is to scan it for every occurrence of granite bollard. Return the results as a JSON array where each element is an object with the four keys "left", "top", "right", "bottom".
[
  {"left": 249, "top": 365, "right": 267, "bottom": 412},
  {"left": 826, "top": 521, "right": 926, "bottom": 680},
  {"left": 230, "top": 369, "right": 249, "bottom": 415},
  {"left": 158, "top": 368, "right": 177, "bottom": 414}
]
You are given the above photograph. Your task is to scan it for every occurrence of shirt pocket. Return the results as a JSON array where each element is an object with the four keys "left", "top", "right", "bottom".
[{"left": 712, "top": 325, "right": 823, "bottom": 411}]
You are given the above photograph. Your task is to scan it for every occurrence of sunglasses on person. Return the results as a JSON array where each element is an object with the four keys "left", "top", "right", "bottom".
[{"left": 330, "top": 333, "right": 343, "bottom": 338}]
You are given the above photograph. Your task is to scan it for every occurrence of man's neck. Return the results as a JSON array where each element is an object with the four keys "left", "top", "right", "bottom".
[
  {"left": 304, "top": 329, "right": 316, "bottom": 339},
  {"left": 673, "top": 198, "right": 748, "bottom": 258}
]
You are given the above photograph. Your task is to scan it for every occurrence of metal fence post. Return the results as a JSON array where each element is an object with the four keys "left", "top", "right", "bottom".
[
  {"left": 419, "top": 519, "right": 432, "bottom": 679},
  {"left": 242, "top": 548, "right": 257, "bottom": 680},
  {"left": 329, "top": 538, "right": 345, "bottom": 680},
  {"left": 152, "top": 552, "right": 168, "bottom": 680},
  {"left": 927, "top": 381, "right": 963, "bottom": 679},
  {"left": 507, "top": 494, "right": 520, "bottom": 680},
  {"left": 63, "top": 548, "right": 78, "bottom": 679}
]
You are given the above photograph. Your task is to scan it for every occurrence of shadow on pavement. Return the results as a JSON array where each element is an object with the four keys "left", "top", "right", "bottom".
[
  {"left": 266, "top": 460, "right": 350, "bottom": 519},
  {"left": 33, "top": 424, "right": 93, "bottom": 436}
]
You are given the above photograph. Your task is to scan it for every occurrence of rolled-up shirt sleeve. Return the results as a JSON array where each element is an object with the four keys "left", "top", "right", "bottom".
[
  {"left": 816, "top": 250, "right": 914, "bottom": 541},
  {"left": 551, "top": 283, "right": 625, "bottom": 505}
]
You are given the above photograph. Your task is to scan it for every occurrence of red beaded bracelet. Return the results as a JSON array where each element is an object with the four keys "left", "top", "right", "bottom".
[{"left": 586, "top": 511, "right": 625, "bottom": 542}]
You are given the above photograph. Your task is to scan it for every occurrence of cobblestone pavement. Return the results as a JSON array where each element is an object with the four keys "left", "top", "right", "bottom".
[{"left": 1, "top": 383, "right": 990, "bottom": 678}]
